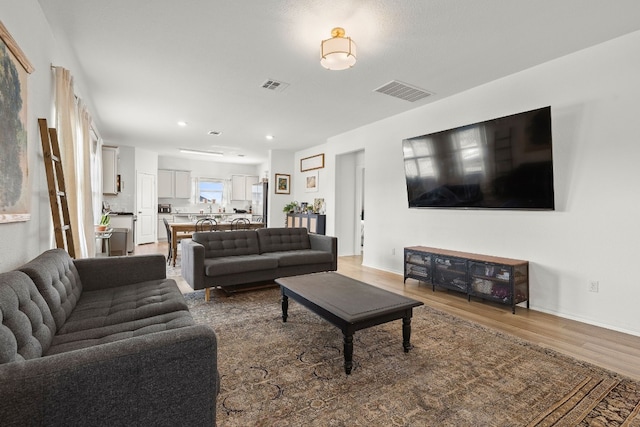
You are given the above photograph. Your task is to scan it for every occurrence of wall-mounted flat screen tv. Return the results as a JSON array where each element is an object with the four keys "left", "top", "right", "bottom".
[{"left": 402, "top": 106, "right": 554, "bottom": 210}]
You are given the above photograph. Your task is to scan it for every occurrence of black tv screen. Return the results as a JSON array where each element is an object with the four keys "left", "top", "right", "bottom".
[{"left": 403, "top": 106, "right": 554, "bottom": 210}]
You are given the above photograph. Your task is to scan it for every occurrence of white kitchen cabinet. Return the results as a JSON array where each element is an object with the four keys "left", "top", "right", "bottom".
[
  {"left": 157, "top": 170, "right": 173, "bottom": 198},
  {"left": 158, "top": 169, "right": 191, "bottom": 199},
  {"left": 102, "top": 146, "right": 118, "bottom": 195},
  {"left": 174, "top": 170, "right": 191, "bottom": 198},
  {"left": 231, "top": 175, "right": 259, "bottom": 201}
]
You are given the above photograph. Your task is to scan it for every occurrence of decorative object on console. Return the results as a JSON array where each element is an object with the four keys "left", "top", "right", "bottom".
[
  {"left": 282, "top": 201, "right": 299, "bottom": 214},
  {"left": 320, "top": 27, "right": 356, "bottom": 71},
  {"left": 313, "top": 198, "right": 325, "bottom": 214},
  {"left": 274, "top": 173, "right": 290, "bottom": 194}
]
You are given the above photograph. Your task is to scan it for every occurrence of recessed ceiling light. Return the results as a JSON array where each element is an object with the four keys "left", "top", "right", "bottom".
[
  {"left": 177, "top": 121, "right": 188, "bottom": 127},
  {"left": 265, "top": 135, "right": 274, "bottom": 140},
  {"left": 179, "top": 148, "right": 223, "bottom": 156}
]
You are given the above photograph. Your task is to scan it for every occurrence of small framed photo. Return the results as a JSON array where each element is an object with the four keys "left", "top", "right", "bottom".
[
  {"left": 300, "top": 153, "right": 324, "bottom": 172},
  {"left": 305, "top": 171, "right": 319, "bottom": 192},
  {"left": 274, "top": 173, "right": 290, "bottom": 194}
]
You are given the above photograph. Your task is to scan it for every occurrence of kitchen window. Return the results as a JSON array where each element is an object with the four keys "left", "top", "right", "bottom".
[{"left": 197, "top": 178, "right": 225, "bottom": 205}]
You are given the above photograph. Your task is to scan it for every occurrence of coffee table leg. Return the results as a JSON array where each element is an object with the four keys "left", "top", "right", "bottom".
[
  {"left": 402, "top": 315, "right": 412, "bottom": 353},
  {"left": 281, "top": 294, "right": 289, "bottom": 322},
  {"left": 343, "top": 333, "right": 354, "bottom": 374}
]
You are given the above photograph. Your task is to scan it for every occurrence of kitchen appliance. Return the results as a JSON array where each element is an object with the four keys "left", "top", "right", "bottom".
[
  {"left": 158, "top": 203, "right": 172, "bottom": 213},
  {"left": 251, "top": 182, "right": 268, "bottom": 225}
]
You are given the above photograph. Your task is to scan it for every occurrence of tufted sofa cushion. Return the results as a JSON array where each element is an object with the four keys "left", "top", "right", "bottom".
[
  {"left": 0, "top": 271, "right": 56, "bottom": 364},
  {"left": 257, "top": 227, "right": 312, "bottom": 253},
  {"left": 56, "top": 278, "right": 189, "bottom": 334},
  {"left": 46, "top": 310, "right": 194, "bottom": 355},
  {"left": 18, "top": 249, "right": 82, "bottom": 331},
  {"left": 193, "top": 230, "right": 260, "bottom": 258}
]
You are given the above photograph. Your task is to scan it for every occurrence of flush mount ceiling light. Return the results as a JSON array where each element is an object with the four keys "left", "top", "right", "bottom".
[
  {"left": 320, "top": 27, "right": 356, "bottom": 71},
  {"left": 177, "top": 121, "right": 188, "bottom": 127},
  {"left": 179, "top": 148, "right": 223, "bottom": 157}
]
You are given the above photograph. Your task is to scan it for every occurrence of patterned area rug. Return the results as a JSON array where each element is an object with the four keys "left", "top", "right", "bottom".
[{"left": 185, "top": 287, "right": 640, "bottom": 426}]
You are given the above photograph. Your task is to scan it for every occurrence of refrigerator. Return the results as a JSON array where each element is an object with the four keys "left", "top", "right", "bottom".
[{"left": 251, "top": 182, "right": 268, "bottom": 226}]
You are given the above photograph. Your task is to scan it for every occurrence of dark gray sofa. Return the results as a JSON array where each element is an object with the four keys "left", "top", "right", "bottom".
[
  {"left": 181, "top": 227, "right": 337, "bottom": 300},
  {"left": 0, "top": 249, "right": 218, "bottom": 426}
]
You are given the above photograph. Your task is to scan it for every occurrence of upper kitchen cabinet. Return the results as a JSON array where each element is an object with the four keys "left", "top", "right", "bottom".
[
  {"left": 231, "top": 175, "right": 259, "bottom": 201},
  {"left": 158, "top": 169, "right": 191, "bottom": 199},
  {"left": 102, "top": 146, "right": 118, "bottom": 195}
]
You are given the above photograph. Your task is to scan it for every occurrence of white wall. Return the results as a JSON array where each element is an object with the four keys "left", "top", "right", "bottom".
[
  {"left": 0, "top": 0, "right": 95, "bottom": 269},
  {"left": 324, "top": 30, "right": 640, "bottom": 336}
]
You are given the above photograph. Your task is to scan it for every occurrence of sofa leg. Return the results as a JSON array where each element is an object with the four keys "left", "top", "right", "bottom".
[{"left": 205, "top": 287, "right": 211, "bottom": 302}]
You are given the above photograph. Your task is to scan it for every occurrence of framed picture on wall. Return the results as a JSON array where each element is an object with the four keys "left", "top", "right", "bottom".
[
  {"left": 0, "top": 20, "right": 35, "bottom": 224},
  {"left": 300, "top": 153, "right": 324, "bottom": 172},
  {"left": 305, "top": 171, "right": 318, "bottom": 192},
  {"left": 274, "top": 173, "right": 290, "bottom": 194}
]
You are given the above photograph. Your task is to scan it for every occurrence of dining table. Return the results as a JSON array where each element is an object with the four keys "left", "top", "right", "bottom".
[{"left": 168, "top": 222, "right": 265, "bottom": 267}]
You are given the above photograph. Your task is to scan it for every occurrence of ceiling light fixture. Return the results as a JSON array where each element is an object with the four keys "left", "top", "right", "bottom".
[
  {"left": 177, "top": 121, "right": 188, "bottom": 127},
  {"left": 320, "top": 27, "right": 356, "bottom": 71},
  {"left": 179, "top": 148, "right": 223, "bottom": 157},
  {"left": 265, "top": 135, "right": 274, "bottom": 140}
]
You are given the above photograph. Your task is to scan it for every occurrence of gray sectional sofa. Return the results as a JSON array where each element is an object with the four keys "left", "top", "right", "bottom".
[
  {"left": 181, "top": 227, "right": 337, "bottom": 300},
  {"left": 0, "top": 249, "right": 218, "bottom": 426}
]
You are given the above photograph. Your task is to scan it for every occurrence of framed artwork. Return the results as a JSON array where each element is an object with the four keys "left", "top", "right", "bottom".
[
  {"left": 274, "top": 173, "right": 290, "bottom": 194},
  {"left": 300, "top": 153, "right": 324, "bottom": 172},
  {"left": 0, "top": 21, "right": 35, "bottom": 224},
  {"left": 305, "top": 171, "right": 318, "bottom": 192}
]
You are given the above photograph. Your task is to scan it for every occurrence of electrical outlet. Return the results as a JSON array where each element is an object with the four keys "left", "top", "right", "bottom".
[{"left": 588, "top": 281, "right": 599, "bottom": 293}]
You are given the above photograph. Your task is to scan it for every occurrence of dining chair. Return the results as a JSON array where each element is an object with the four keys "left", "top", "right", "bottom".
[
  {"left": 162, "top": 218, "right": 173, "bottom": 265},
  {"left": 231, "top": 217, "right": 251, "bottom": 230},
  {"left": 195, "top": 218, "right": 217, "bottom": 232}
]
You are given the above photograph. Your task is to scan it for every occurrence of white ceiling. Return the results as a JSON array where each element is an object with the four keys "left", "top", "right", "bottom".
[{"left": 37, "top": 0, "right": 640, "bottom": 165}]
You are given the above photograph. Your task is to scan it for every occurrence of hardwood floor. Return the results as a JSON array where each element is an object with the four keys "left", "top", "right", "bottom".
[{"left": 137, "top": 242, "right": 640, "bottom": 381}]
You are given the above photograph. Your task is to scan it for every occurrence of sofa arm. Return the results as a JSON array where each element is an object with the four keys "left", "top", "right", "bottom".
[
  {"left": 0, "top": 325, "right": 218, "bottom": 426},
  {"left": 181, "top": 238, "right": 206, "bottom": 290},
  {"left": 310, "top": 234, "right": 338, "bottom": 271},
  {"left": 74, "top": 254, "right": 167, "bottom": 291}
]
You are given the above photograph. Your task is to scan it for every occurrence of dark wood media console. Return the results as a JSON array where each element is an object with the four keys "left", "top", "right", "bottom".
[{"left": 404, "top": 246, "right": 529, "bottom": 313}]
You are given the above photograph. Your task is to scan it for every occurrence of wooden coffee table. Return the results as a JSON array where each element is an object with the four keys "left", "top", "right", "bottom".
[{"left": 276, "top": 272, "right": 424, "bottom": 374}]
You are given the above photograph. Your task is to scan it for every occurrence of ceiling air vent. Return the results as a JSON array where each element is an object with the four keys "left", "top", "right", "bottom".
[
  {"left": 374, "top": 80, "right": 433, "bottom": 102},
  {"left": 261, "top": 78, "right": 289, "bottom": 92}
]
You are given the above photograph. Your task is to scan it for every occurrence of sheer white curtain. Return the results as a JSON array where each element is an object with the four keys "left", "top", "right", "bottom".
[
  {"left": 53, "top": 66, "right": 97, "bottom": 258},
  {"left": 90, "top": 129, "right": 103, "bottom": 228}
]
